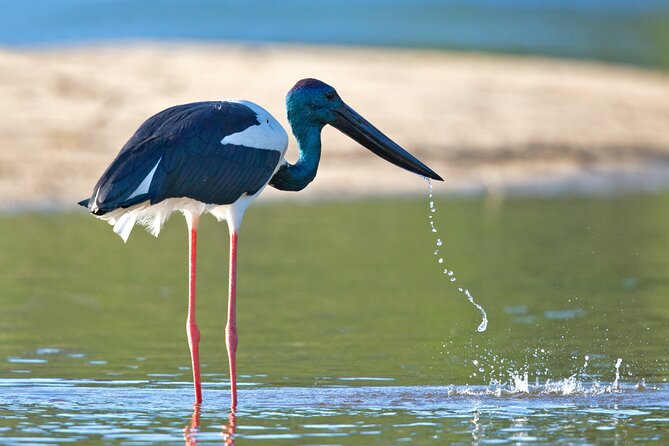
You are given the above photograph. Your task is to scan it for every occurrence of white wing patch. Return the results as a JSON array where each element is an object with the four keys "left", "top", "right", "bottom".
[
  {"left": 127, "top": 157, "right": 162, "bottom": 200},
  {"left": 220, "top": 100, "right": 288, "bottom": 153}
]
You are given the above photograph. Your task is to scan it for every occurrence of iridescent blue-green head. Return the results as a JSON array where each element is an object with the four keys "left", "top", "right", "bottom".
[{"left": 286, "top": 78, "right": 443, "bottom": 181}]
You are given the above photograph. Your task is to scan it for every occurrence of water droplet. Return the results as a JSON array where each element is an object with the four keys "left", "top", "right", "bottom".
[
  {"left": 613, "top": 358, "right": 623, "bottom": 390},
  {"left": 424, "top": 178, "right": 488, "bottom": 333},
  {"left": 465, "top": 289, "right": 488, "bottom": 332}
]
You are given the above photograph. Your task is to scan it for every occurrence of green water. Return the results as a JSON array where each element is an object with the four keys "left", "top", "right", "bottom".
[{"left": 1, "top": 194, "right": 669, "bottom": 443}]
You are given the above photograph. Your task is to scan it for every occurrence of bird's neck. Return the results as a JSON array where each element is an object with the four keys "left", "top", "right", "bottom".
[{"left": 270, "top": 122, "right": 322, "bottom": 192}]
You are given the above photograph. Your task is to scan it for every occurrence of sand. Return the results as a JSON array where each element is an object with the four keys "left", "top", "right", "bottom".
[{"left": 1, "top": 43, "right": 668, "bottom": 209}]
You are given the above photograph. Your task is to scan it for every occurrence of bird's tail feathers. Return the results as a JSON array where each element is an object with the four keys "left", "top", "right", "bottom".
[
  {"left": 110, "top": 207, "right": 165, "bottom": 242},
  {"left": 113, "top": 213, "right": 138, "bottom": 243},
  {"left": 95, "top": 198, "right": 198, "bottom": 243}
]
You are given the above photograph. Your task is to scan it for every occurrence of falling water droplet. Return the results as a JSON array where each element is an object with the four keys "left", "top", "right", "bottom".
[
  {"left": 425, "top": 178, "right": 488, "bottom": 333},
  {"left": 613, "top": 358, "right": 622, "bottom": 390},
  {"left": 465, "top": 289, "right": 488, "bottom": 332},
  {"left": 577, "top": 354, "right": 591, "bottom": 380}
]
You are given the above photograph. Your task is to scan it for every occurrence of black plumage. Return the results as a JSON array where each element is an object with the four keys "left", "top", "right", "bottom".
[{"left": 80, "top": 101, "right": 281, "bottom": 215}]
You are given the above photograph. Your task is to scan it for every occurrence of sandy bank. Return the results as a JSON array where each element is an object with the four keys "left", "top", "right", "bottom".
[{"left": 1, "top": 43, "right": 668, "bottom": 209}]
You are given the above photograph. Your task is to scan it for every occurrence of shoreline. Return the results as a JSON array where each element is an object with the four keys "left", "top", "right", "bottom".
[
  {"left": 1, "top": 43, "right": 668, "bottom": 210},
  {"left": 4, "top": 162, "right": 668, "bottom": 215}
]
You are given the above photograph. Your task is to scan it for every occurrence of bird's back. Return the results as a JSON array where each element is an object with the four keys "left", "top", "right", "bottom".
[
  {"left": 82, "top": 100, "right": 287, "bottom": 214},
  {"left": 80, "top": 100, "right": 288, "bottom": 241}
]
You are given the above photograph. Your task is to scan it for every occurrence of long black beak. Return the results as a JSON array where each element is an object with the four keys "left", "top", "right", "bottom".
[{"left": 332, "top": 103, "right": 443, "bottom": 181}]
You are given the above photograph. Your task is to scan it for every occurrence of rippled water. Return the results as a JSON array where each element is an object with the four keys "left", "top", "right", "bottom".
[
  {"left": 3, "top": 378, "right": 669, "bottom": 444},
  {"left": 1, "top": 195, "right": 669, "bottom": 443}
]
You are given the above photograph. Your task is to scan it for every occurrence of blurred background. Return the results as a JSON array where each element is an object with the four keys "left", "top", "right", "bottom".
[
  {"left": 1, "top": 0, "right": 668, "bottom": 206},
  {"left": 2, "top": 0, "right": 669, "bottom": 66},
  {"left": 2, "top": 1, "right": 669, "bottom": 443}
]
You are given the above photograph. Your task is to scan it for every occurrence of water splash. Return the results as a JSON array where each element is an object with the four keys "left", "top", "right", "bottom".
[
  {"left": 499, "top": 357, "right": 629, "bottom": 396},
  {"left": 613, "top": 358, "right": 623, "bottom": 390},
  {"left": 425, "top": 178, "right": 488, "bottom": 332},
  {"left": 467, "top": 348, "right": 630, "bottom": 396}
]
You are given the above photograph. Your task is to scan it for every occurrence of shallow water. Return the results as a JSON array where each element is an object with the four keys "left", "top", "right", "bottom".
[
  {"left": 2, "top": 379, "right": 669, "bottom": 444},
  {"left": 1, "top": 195, "right": 669, "bottom": 443}
]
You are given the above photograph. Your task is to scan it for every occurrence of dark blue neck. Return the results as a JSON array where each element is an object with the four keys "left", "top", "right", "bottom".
[{"left": 269, "top": 119, "right": 323, "bottom": 192}]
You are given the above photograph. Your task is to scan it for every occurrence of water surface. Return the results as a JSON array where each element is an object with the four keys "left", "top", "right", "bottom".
[
  {"left": 1, "top": 194, "right": 669, "bottom": 443},
  {"left": 2, "top": 0, "right": 669, "bottom": 68}
]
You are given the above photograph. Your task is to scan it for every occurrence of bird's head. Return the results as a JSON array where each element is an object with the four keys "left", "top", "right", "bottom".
[
  {"left": 286, "top": 78, "right": 343, "bottom": 125},
  {"left": 286, "top": 78, "right": 443, "bottom": 181}
]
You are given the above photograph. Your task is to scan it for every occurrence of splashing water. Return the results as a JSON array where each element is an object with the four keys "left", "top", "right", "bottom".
[
  {"left": 425, "top": 178, "right": 488, "bottom": 332},
  {"left": 613, "top": 358, "right": 623, "bottom": 390},
  {"left": 467, "top": 347, "right": 632, "bottom": 396}
]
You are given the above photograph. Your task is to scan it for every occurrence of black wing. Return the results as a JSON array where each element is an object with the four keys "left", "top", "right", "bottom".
[{"left": 80, "top": 102, "right": 282, "bottom": 215}]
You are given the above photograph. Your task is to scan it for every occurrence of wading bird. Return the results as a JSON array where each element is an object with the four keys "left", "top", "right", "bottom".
[{"left": 79, "top": 78, "right": 442, "bottom": 410}]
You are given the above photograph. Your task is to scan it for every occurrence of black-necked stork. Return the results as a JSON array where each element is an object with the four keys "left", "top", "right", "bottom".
[{"left": 79, "top": 78, "right": 442, "bottom": 410}]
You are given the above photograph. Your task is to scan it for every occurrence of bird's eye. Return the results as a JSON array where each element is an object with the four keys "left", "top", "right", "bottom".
[{"left": 325, "top": 91, "right": 336, "bottom": 100}]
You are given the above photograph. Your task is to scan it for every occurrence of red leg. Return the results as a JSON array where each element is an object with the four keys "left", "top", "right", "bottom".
[
  {"left": 186, "top": 214, "right": 202, "bottom": 404},
  {"left": 226, "top": 231, "right": 239, "bottom": 411}
]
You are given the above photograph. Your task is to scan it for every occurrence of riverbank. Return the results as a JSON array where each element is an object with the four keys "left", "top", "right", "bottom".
[{"left": 1, "top": 43, "right": 668, "bottom": 209}]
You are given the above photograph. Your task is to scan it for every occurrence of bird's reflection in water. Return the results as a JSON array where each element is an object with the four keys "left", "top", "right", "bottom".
[
  {"left": 221, "top": 412, "right": 236, "bottom": 445},
  {"left": 183, "top": 403, "right": 201, "bottom": 446},
  {"left": 183, "top": 404, "right": 236, "bottom": 446}
]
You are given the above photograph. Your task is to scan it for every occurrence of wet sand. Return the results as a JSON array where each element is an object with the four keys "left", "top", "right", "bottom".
[{"left": 1, "top": 43, "right": 668, "bottom": 209}]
